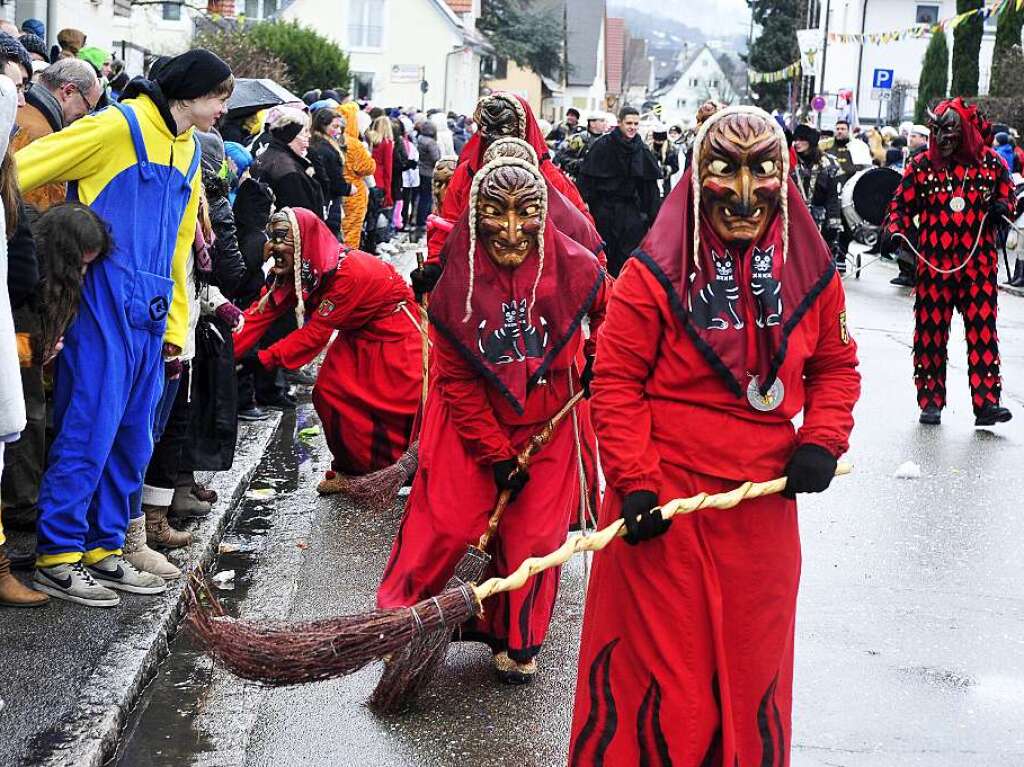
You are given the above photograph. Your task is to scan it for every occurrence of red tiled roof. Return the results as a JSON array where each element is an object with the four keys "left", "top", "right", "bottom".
[
  {"left": 446, "top": 0, "right": 473, "bottom": 12},
  {"left": 605, "top": 17, "right": 626, "bottom": 95}
]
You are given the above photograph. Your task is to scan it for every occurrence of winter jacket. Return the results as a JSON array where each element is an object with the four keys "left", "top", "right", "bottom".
[
  {"left": 996, "top": 142, "right": 1018, "bottom": 173},
  {"left": 250, "top": 136, "right": 325, "bottom": 219},
  {"left": 202, "top": 163, "right": 246, "bottom": 296},
  {"left": 372, "top": 139, "right": 394, "bottom": 206},
  {"left": 0, "top": 76, "right": 25, "bottom": 442},
  {"left": 231, "top": 176, "right": 274, "bottom": 304},
  {"left": 402, "top": 135, "right": 419, "bottom": 189},
  {"left": 417, "top": 123, "right": 441, "bottom": 179},
  {"left": 12, "top": 85, "right": 65, "bottom": 212},
  {"left": 391, "top": 137, "right": 411, "bottom": 203},
  {"left": 7, "top": 200, "right": 38, "bottom": 310},
  {"left": 308, "top": 134, "right": 351, "bottom": 236}
]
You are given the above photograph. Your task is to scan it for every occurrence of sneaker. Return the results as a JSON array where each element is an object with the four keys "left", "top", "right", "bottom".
[
  {"left": 975, "top": 404, "right": 1012, "bottom": 426},
  {"left": 87, "top": 554, "right": 167, "bottom": 595},
  {"left": 919, "top": 405, "right": 942, "bottom": 425},
  {"left": 34, "top": 562, "right": 121, "bottom": 607},
  {"left": 238, "top": 406, "right": 271, "bottom": 422}
]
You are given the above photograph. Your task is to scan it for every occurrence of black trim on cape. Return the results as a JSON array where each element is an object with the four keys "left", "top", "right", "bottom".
[
  {"left": 634, "top": 248, "right": 836, "bottom": 398},
  {"left": 428, "top": 266, "right": 605, "bottom": 415}
]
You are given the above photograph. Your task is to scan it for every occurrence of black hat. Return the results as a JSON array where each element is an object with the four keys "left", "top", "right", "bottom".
[
  {"left": 793, "top": 123, "right": 820, "bottom": 145},
  {"left": 154, "top": 48, "right": 231, "bottom": 100},
  {"left": 0, "top": 33, "right": 32, "bottom": 79},
  {"left": 567, "top": 107, "right": 580, "bottom": 118},
  {"left": 18, "top": 33, "right": 47, "bottom": 61}
]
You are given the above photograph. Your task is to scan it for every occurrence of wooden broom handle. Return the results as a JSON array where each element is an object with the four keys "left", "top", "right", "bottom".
[
  {"left": 472, "top": 463, "right": 853, "bottom": 601},
  {"left": 476, "top": 390, "right": 586, "bottom": 551},
  {"left": 416, "top": 250, "right": 429, "bottom": 405}
]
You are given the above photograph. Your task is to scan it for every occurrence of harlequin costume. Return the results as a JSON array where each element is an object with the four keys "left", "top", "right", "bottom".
[
  {"left": 569, "top": 107, "right": 860, "bottom": 765},
  {"left": 234, "top": 207, "right": 421, "bottom": 476},
  {"left": 378, "top": 158, "right": 607, "bottom": 676},
  {"left": 426, "top": 92, "right": 593, "bottom": 262},
  {"left": 883, "top": 98, "right": 1014, "bottom": 425},
  {"left": 339, "top": 101, "right": 376, "bottom": 249}
]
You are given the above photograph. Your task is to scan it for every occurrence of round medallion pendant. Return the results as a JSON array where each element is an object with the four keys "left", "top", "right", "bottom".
[
  {"left": 950, "top": 196, "right": 966, "bottom": 213},
  {"left": 747, "top": 375, "right": 785, "bottom": 412}
]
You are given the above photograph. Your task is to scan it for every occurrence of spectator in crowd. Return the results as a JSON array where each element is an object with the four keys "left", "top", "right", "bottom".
[
  {"left": 390, "top": 118, "right": 414, "bottom": 231},
  {"left": 307, "top": 106, "right": 351, "bottom": 238},
  {"left": 2, "top": 57, "right": 99, "bottom": 537},
  {"left": 647, "top": 123, "right": 679, "bottom": 200},
  {"left": 16, "top": 49, "right": 233, "bottom": 607},
  {"left": 18, "top": 33, "right": 47, "bottom": 64},
  {"left": 556, "top": 111, "right": 606, "bottom": 180},
  {"left": 369, "top": 114, "right": 395, "bottom": 209},
  {"left": 55, "top": 27, "right": 86, "bottom": 60},
  {"left": 13, "top": 58, "right": 101, "bottom": 211},
  {"left": 450, "top": 113, "right": 469, "bottom": 155},
  {"left": 0, "top": 73, "right": 39, "bottom": 607},
  {"left": 995, "top": 132, "right": 1018, "bottom": 173},
  {"left": 339, "top": 100, "right": 376, "bottom": 248},
  {"left": 77, "top": 46, "right": 111, "bottom": 79},
  {"left": 792, "top": 123, "right": 845, "bottom": 271},
  {"left": 413, "top": 118, "right": 440, "bottom": 241},
  {"left": 578, "top": 106, "right": 661, "bottom": 276},
  {"left": 251, "top": 106, "right": 324, "bottom": 218},
  {"left": 546, "top": 106, "right": 582, "bottom": 146},
  {"left": 399, "top": 116, "right": 419, "bottom": 231}
]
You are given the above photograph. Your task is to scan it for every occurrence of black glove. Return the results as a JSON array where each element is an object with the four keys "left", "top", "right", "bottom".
[
  {"left": 620, "top": 490, "right": 670, "bottom": 545},
  {"left": 492, "top": 458, "right": 529, "bottom": 502},
  {"left": 410, "top": 262, "right": 442, "bottom": 302},
  {"left": 782, "top": 444, "right": 838, "bottom": 499},
  {"left": 990, "top": 200, "right": 1011, "bottom": 223},
  {"left": 580, "top": 354, "right": 595, "bottom": 398}
]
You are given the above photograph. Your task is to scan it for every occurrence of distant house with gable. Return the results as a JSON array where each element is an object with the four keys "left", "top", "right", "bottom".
[{"left": 653, "top": 44, "right": 737, "bottom": 125}]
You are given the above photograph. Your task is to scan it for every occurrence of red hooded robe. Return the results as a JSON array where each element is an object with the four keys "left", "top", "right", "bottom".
[
  {"left": 235, "top": 208, "right": 422, "bottom": 476},
  {"left": 569, "top": 171, "right": 860, "bottom": 766},
  {"left": 378, "top": 205, "right": 607, "bottom": 663}
]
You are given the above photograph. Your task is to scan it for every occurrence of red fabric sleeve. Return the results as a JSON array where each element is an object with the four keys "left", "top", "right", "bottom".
[
  {"left": 258, "top": 315, "right": 335, "bottom": 371},
  {"left": 542, "top": 159, "right": 594, "bottom": 225},
  {"left": 233, "top": 292, "right": 291, "bottom": 360},
  {"left": 434, "top": 333, "right": 515, "bottom": 464},
  {"left": 796, "top": 274, "right": 861, "bottom": 457},
  {"left": 584, "top": 275, "right": 610, "bottom": 358},
  {"left": 426, "top": 164, "right": 472, "bottom": 264},
  {"left": 884, "top": 162, "right": 918, "bottom": 236},
  {"left": 590, "top": 261, "right": 665, "bottom": 495},
  {"left": 373, "top": 141, "right": 395, "bottom": 206}
]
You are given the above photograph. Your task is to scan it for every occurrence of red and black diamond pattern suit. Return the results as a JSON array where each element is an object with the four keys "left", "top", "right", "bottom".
[{"left": 885, "top": 150, "right": 1013, "bottom": 413}]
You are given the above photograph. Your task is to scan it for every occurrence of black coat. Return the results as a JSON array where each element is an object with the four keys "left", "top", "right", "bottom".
[
  {"left": 231, "top": 177, "right": 275, "bottom": 304},
  {"left": 578, "top": 129, "right": 661, "bottom": 277},
  {"left": 251, "top": 137, "right": 325, "bottom": 219},
  {"left": 202, "top": 169, "right": 246, "bottom": 296},
  {"left": 308, "top": 136, "right": 350, "bottom": 236},
  {"left": 7, "top": 200, "right": 38, "bottom": 310}
]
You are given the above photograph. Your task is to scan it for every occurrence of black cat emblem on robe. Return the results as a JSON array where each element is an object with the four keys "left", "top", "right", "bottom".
[
  {"left": 750, "top": 245, "right": 782, "bottom": 328},
  {"left": 690, "top": 251, "right": 743, "bottom": 330},
  {"left": 478, "top": 299, "right": 549, "bottom": 364}
]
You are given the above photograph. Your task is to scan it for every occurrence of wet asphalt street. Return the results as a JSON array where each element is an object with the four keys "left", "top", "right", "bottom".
[{"left": 116, "top": 258, "right": 1024, "bottom": 767}]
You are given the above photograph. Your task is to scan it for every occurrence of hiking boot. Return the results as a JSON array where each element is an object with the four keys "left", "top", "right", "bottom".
[
  {"left": 145, "top": 504, "right": 192, "bottom": 549},
  {"left": 0, "top": 550, "right": 48, "bottom": 607},
  {"left": 317, "top": 470, "right": 348, "bottom": 495},
  {"left": 238, "top": 406, "right": 271, "bottom": 422},
  {"left": 919, "top": 405, "right": 942, "bottom": 425},
  {"left": 890, "top": 274, "right": 915, "bottom": 287},
  {"left": 258, "top": 392, "right": 297, "bottom": 411},
  {"left": 170, "top": 484, "right": 212, "bottom": 518},
  {"left": 34, "top": 562, "right": 120, "bottom": 607},
  {"left": 975, "top": 404, "right": 1013, "bottom": 426},
  {"left": 123, "top": 516, "right": 180, "bottom": 580},
  {"left": 493, "top": 651, "right": 538, "bottom": 686},
  {"left": 87, "top": 554, "right": 167, "bottom": 595}
]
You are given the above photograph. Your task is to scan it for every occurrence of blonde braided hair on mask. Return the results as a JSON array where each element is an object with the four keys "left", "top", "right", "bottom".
[
  {"left": 464, "top": 156, "right": 548, "bottom": 325},
  {"left": 256, "top": 207, "right": 306, "bottom": 326},
  {"left": 482, "top": 136, "right": 538, "bottom": 166},
  {"left": 474, "top": 92, "right": 528, "bottom": 142},
  {"left": 689, "top": 105, "right": 790, "bottom": 295}
]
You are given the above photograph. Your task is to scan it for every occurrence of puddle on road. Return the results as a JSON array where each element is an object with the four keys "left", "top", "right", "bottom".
[{"left": 109, "top": 403, "right": 317, "bottom": 767}]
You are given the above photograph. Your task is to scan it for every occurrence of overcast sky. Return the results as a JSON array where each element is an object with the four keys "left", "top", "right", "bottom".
[{"left": 610, "top": 0, "right": 753, "bottom": 39}]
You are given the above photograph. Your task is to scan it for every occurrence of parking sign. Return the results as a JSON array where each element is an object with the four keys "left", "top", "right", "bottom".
[{"left": 872, "top": 68, "right": 894, "bottom": 89}]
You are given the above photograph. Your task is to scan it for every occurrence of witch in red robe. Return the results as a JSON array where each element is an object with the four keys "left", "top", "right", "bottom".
[
  {"left": 377, "top": 157, "right": 607, "bottom": 684},
  {"left": 424, "top": 92, "right": 593, "bottom": 264},
  {"left": 569, "top": 107, "right": 860, "bottom": 765},
  {"left": 234, "top": 207, "right": 422, "bottom": 486}
]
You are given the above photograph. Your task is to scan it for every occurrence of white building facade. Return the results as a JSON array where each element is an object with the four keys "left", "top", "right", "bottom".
[
  {"left": 815, "top": 0, "right": 997, "bottom": 123},
  {"left": 655, "top": 45, "right": 738, "bottom": 126},
  {"left": 282, "top": 0, "right": 483, "bottom": 113}
]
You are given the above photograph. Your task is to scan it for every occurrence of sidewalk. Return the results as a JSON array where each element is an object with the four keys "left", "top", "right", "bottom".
[{"left": 0, "top": 413, "right": 281, "bottom": 767}]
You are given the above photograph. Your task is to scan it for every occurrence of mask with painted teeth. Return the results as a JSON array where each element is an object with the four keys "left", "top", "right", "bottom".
[
  {"left": 699, "top": 111, "right": 783, "bottom": 245},
  {"left": 475, "top": 164, "right": 544, "bottom": 268}
]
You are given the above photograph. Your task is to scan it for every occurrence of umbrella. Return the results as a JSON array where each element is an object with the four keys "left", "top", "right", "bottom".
[{"left": 226, "top": 78, "right": 302, "bottom": 118}]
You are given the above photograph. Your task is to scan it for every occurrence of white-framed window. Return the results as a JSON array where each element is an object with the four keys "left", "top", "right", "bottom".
[
  {"left": 243, "top": 0, "right": 279, "bottom": 18},
  {"left": 915, "top": 4, "right": 939, "bottom": 24},
  {"left": 162, "top": 2, "right": 181, "bottom": 20},
  {"left": 349, "top": 0, "right": 385, "bottom": 49}
]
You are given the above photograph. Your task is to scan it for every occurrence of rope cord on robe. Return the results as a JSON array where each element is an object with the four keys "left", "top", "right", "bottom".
[
  {"left": 470, "top": 463, "right": 852, "bottom": 603},
  {"left": 893, "top": 209, "right": 994, "bottom": 275}
]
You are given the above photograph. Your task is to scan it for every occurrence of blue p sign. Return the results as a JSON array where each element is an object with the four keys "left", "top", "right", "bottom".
[{"left": 872, "top": 68, "right": 894, "bottom": 89}]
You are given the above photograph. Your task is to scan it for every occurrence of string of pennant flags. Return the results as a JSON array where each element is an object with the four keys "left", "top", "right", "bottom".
[{"left": 748, "top": 0, "right": 1023, "bottom": 84}]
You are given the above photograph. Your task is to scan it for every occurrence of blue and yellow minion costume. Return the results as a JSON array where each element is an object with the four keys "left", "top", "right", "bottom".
[{"left": 15, "top": 50, "right": 232, "bottom": 568}]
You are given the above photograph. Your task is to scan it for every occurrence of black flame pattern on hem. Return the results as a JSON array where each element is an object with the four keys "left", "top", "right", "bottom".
[{"left": 570, "top": 638, "right": 620, "bottom": 767}]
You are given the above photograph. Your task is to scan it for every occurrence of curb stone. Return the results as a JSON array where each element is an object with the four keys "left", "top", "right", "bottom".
[{"left": 27, "top": 413, "right": 282, "bottom": 767}]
